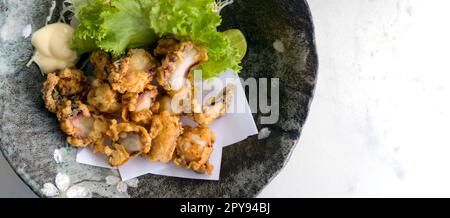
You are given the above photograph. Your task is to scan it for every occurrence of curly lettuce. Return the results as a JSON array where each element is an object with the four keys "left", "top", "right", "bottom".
[
  {"left": 71, "top": 0, "right": 157, "bottom": 56},
  {"left": 71, "top": 0, "right": 242, "bottom": 78}
]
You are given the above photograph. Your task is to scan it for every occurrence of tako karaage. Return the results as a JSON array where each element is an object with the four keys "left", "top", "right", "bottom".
[{"left": 42, "top": 39, "right": 235, "bottom": 175}]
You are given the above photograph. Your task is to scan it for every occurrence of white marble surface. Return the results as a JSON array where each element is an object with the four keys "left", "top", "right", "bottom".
[
  {"left": 260, "top": 0, "right": 450, "bottom": 197},
  {"left": 2, "top": 0, "right": 450, "bottom": 197}
]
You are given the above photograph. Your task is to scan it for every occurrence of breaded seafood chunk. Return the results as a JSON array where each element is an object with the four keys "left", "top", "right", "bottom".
[
  {"left": 174, "top": 127, "right": 215, "bottom": 175},
  {"left": 147, "top": 111, "right": 183, "bottom": 163},
  {"left": 105, "top": 120, "right": 152, "bottom": 166},
  {"left": 42, "top": 68, "right": 87, "bottom": 113},
  {"left": 121, "top": 84, "right": 159, "bottom": 125},
  {"left": 57, "top": 100, "right": 109, "bottom": 148},
  {"left": 108, "top": 49, "right": 158, "bottom": 94},
  {"left": 192, "top": 84, "right": 236, "bottom": 127},
  {"left": 157, "top": 41, "right": 207, "bottom": 93},
  {"left": 159, "top": 83, "right": 193, "bottom": 115},
  {"left": 87, "top": 79, "right": 121, "bottom": 114},
  {"left": 90, "top": 50, "right": 111, "bottom": 80},
  {"left": 153, "top": 35, "right": 180, "bottom": 57}
]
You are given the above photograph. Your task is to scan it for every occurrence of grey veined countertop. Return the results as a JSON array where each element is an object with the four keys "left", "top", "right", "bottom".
[{"left": 3, "top": 0, "right": 450, "bottom": 197}]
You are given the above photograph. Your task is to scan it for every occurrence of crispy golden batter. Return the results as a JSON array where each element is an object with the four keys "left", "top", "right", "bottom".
[
  {"left": 107, "top": 120, "right": 152, "bottom": 156},
  {"left": 147, "top": 111, "right": 183, "bottom": 163},
  {"left": 157, "top": 41, "right": 208, "bottom": 93},
  {"left": 42, "top": 73, "right": 62, "bottom": 113},
  {"left": 57, "top": 100, "right": 109, "bottom": 148},
  {"left": 174, "top": 127, "right": 215, "bottom": 175},
  {"left": 192, "top": 84, "right": 236, "bottom": 127},
  {"left": 153, "top": 36, "right": 180, "bottom": 57},
  {"left": 42, "top": 68, "right": 87, "bottom": 113},
  {"left": 104, "top": 143, "right": 130, "bottom": 167},
  {"left": 108, "top": 49, "right": 158, "bottom": 94},
  {"left": 90, "top": 50, "right": 111, "bottom": 80},
  {"left": 92, "top": 135, "right": 111, "bottom": 155},
  {"left": 56, "top": 68, "right": 88, "bottom": 96},
  {"left": 40, "top": 38, "right": 231, "bottom": 172},
  {"left": 87, "top": 79, "right": 121, "bottom": 114},
  {"left": 97, "top": 119, "right": 154, "bottom": 166},
  {"left": 121, "top": 85, "right": 159, "bottom": 125}
]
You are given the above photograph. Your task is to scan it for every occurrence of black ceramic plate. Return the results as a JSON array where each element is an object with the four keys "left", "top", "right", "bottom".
[{"left": 0, "top": 0, "right": 317, "bottom": 197}]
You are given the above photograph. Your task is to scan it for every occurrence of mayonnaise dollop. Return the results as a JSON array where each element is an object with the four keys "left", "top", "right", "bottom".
[{"left": 31, "top": 23, "right": 78, "bottom": 74}]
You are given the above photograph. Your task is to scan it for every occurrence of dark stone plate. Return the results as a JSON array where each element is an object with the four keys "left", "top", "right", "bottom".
[{"left": 0, "top": 0, "right": 317, "bottom": 197}]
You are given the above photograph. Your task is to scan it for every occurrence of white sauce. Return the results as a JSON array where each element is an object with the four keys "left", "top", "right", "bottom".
[{"left": 31, "top": 23, "right": 78, "bottom": 74}]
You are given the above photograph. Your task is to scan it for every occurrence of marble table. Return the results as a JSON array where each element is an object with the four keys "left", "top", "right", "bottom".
[{"left": 2, "top": 0, "right": 450, "bottom": 197}]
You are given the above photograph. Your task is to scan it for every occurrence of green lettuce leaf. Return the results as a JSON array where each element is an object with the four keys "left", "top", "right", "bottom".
[
  {"left": 96, "top": 0, "right": 157, "bottom": 56},
  {"left": 71, "top": 0, "right": 243, "bottom": 78},
  {"left": 70, "top": 0, "right": 108, "bottom": 54},
  {"left": 71, "top": 0, "right": 97, "bottom": 18}
]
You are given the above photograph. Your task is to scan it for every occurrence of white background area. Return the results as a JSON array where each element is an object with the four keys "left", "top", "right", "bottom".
[{"left": 2, "top": 0, "right": 450, "bottom": 197}]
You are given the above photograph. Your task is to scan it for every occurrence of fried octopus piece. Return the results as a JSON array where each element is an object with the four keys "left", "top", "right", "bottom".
[
  {"left": 104, "top": 143, "right": 130, "bottom": 167},
  {"left": 173, "top": 127, "right": 215, "bottom": 175},
  {"left": 90, "top": 50, "right": 111, "bottom": 80},
  {"left": 147, "top": 111, "right": 183, "bottom": 163},
  {"left": 57, "top": 100, "right": 109, "bottom": 148},
  {"left": 56, "top": 68, "right": 88, "bottom": 96},
  {"left": 42, "top": 73, "right": 63, "bottom": 113},
  {"left": 157, "top": 41, "right": 208, "bottom": 93},
  {"left": 153, "top": 36, "right": 180, "bottom": 57},
  {"left": 42, "top": 68, "right": 87, "bottom": 113},
  {"left": 108, "top": 49, "right": 158, "bottom": 94},
  {"left": 192, "top": 84, "right": 236, "bottom": 127},
  {"left": 159, "top": 81, "right": 193, "bottom": 115},
  {"left": 105, "top": 120, "right": 152, "bottom": 166},
  {"left": 121, "top": 84, "right": 159, "bottom": 125},
  {"left": 87, "top": 79, "right": 121, "bottom": 114}
]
